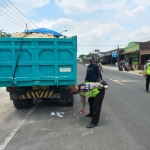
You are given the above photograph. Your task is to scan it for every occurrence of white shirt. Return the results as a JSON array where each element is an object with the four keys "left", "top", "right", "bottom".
[{"left": 144, "top": 60, "right": 150, "bottom": 69}]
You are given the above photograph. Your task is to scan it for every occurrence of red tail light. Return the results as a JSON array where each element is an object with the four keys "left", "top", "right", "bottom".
[{"left": 6, "top": 87, "right": 19, "bottom": 91}]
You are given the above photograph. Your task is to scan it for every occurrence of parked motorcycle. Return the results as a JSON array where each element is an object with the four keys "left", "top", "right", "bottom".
[
  {"left": 124, "top": 64, "right": 129, "bottom": 71},
  {"left": 129, "top": 64, "right": 135, "bottom": 71},
  {"left": 118, "top": 63, "right": 124, "bottom": 71}
]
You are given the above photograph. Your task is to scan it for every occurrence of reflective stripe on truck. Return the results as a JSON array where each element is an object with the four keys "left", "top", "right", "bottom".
[{"left": 19, "top": 91, "right": 59, "bottom": 99}]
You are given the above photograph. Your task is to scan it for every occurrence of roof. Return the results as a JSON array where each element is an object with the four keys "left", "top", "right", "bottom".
[
  {"left": 100, "top": 48, "right": 124, "bottom": 53},
  {"left": 120, "top": 50, "right": 138, "bottom": 55},
  {"left": 135, "top": 42, "right": 150, "bottom": 50}
]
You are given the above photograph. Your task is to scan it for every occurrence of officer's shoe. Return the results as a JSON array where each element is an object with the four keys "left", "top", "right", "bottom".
[
  {"left": 85, "top": 114, "right": 93, "bottom": 117},
  {"left": 87, "top": 123, "right": 97, "bottom": 128}
]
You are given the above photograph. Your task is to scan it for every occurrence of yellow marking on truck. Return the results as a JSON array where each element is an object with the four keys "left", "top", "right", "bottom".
[
  {"left": 35, "top": 91, "right": 40, "bottom": 98},
  {"left": 48, "top": 91, "right": 53, "bottom": 98},
  {"left": 31, "top": 92, "right": 36, "bottom": 98},
  {"left": 27, "top": 92, "right": 31, "bottom": 99},
  {"left": 44, "top": 91, "right": 49, "bottom": 98},
  {"left": 40, "top": 91, "right": 44, "bottom": 98},
  {"left": 22, "top": 95, "right": 25, "bottom": 99}
]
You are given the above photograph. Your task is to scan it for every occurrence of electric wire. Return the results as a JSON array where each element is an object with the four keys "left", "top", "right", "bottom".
[
  {"left": 7, "top": 0, "right": 38, "bottom": 28},
  {"left": 1, "top": 0, "right": 34, "bottom": 29}
]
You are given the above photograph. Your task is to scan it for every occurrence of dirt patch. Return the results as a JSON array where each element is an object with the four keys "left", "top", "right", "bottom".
[{"left": 117, "top": 80, "right": 139, "bottom": 83}]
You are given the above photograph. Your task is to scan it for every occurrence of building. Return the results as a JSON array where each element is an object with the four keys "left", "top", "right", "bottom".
[
  {"left": 100, "top": 48, "right": 124, "bottom": 64},
  {"left": 121, "top": 41, "right": 150, "bottom": 66}
]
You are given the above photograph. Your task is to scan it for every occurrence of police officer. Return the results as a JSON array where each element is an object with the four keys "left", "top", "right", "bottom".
[
  {"left": 143, "top": 57, "right": 150, "bottom": 92},
  {"left": 69, "top": 80, "right": 108, "bottom": 128},
  {"left": 85, "top": 57, "right": 100, "bottom": 118},
  {"left": 85, "top": 57, "right": 100, "bottom": 82}
]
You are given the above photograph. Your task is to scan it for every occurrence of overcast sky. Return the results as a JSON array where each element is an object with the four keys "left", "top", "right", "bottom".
[{"left": 1, "top": 0, "right": 150, "bottom": 56}]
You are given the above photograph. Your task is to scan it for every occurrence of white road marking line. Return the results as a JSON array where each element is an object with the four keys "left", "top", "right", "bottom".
[
  {"left": 82, "top": 131, "right": 93, "bottom": 136},
  {"left": 0, "top": 100, "right": 40, "bottom": 150},
  {"left": 109, "top": 78, "right": 124, "bottom": 85}
]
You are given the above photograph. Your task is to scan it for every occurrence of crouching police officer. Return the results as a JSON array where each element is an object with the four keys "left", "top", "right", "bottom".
[{"left": 69, "top": 80, "right": 108, "bottom": 128}]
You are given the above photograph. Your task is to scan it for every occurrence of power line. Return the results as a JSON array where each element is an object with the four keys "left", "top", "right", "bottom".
[
  {"left": 1, "top": 0, "right": 34, "bottom": 29},
  {"left": 2, "top": 0, "right": 34, "bottom": 29},
  {"left": 0, "top": 9, "right": 27, "bottom": 29},
  {"left": 7, "top": 0, "right": 38, "bottom": 29},
  {"left": 78, "top": 44, "right": 120, "bottom": 47},
  {"left": 0, "top": 5, "right": 30, "bottom": 27},
  {"left": 0, "top": 14, "right": 25, "bottom": 30}
]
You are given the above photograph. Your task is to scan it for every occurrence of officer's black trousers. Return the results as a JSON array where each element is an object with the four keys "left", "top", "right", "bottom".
[
  {"left": 88, "top": 89, "right": 105, "bottom": 124},
  {"left": 146, "top": 75, "right": 150, "bottom": 90}
]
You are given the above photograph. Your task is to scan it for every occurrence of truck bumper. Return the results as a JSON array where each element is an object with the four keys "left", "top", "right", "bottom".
[{"left": 10, "top": 90, "right": 60, "bottom": 100}]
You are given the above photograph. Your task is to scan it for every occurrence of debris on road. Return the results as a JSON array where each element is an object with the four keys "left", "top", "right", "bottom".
[
  {"left": 56, "top": 112, "right": 65, "bottom": 118},
  {"left": 51, "top": 112, "right": 55, "bottom": 116},
  {"left": 74, "top": 113, "right": 79, "bottom": 119},
  {"left": 50, "top": 112, "right": 65, "bottom": 117}
]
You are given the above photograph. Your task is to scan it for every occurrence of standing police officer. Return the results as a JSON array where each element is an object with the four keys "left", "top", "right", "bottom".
[
  {"left": 85, "top": 57, "right": 100, "bottom": 117},
  {"left": 143, "top": 57, "right": 150, "bottom": 92},
  {"left": 85, "top": 57, "right": 100, "bottom": 82}
]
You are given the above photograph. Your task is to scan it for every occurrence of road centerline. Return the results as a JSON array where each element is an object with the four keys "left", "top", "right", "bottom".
[{"left": 109, "top": 78, "right": 124, "bottom": 85}]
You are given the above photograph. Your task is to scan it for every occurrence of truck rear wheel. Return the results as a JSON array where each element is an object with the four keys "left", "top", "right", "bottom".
[
  {"left": 66, "top": 98, "right": 73, "bottom": 106},
  {"left": 22, "top": 99, "right": 33, "bottom": 108},
  {"left": 59, "top": 87, "right": 74, "bottom": 106},
  {"left": 13, "top": 99, "right": 22, "bottom": 109},
  {"left": 59, "top": 98, "right": 73, "bottom": 106}
]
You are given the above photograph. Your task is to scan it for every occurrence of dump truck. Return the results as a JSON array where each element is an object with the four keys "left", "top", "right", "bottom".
[{"left": 0, "top": 30, "right": 77, "bottom": 109}]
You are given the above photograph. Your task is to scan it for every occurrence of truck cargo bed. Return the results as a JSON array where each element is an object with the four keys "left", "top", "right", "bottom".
[{"left": 0, "top": 36, "right": 77, "bottom": 87}]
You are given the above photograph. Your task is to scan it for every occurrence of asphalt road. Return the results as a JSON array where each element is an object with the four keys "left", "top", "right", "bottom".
[{"left": 0, "top": 64, "right": 150, "bottom": 150}]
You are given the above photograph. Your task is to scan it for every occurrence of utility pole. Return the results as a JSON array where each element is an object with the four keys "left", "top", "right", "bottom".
[{"left": 26, "top": 24, "right": 28, "bottom": 30}]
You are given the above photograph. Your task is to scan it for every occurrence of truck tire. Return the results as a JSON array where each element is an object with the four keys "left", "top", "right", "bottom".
[
  {"left": 59, "top": 88, "right": 74, "bottom": 106},
  {"left": 13, "top": 99, "right": 22, "bottom": 109},
  {"left": 66, "top": 98, "right": 73, "bottom": 106},
  {"left": 58, "top": 100, "right": 74, "bottom": 106},
  {"left": 22, "top": 99, "right": 33, "bottom": 108}
]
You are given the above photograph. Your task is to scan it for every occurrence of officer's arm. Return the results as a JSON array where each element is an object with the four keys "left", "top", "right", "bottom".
[
  {"left": 143, "top": 69, "right": 146, "bottom": 76},
  {"left": 143, "top": 64, "right": 146, "bottom": 76},
  {"left": 79, "top": 93, "right": 86, "bottom": 109},
  {"left": 90, "top": 81, "right": 108, "bottom": 89},
  {"left": 89, "top": 82, "right": 104, "bottom": 89}
]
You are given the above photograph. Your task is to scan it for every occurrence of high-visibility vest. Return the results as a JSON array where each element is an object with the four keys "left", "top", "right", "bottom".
[
  {"left": 80, "top": 83, "right": 100, "bottom": 97},
  {"left": 146, "top": 62, "right": 150, "bottom": 75}
]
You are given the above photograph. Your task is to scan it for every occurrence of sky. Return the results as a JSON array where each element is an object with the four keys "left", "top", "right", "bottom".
[{"left": 1, "top": 0, "right": 150, "bottom": 57}]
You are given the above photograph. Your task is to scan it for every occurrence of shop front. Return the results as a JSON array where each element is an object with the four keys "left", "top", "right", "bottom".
[
  {"left": 105, "top": 52, "right": 111, "bottom": 64},
  {"left": 121, "top": 41, "right": 150, "bottom": 69},
  {"left": 140, "top": 50, "right": 150, "bottom": 65},
  {"left": 121, "top": 50, "right": 139, "bottom": 65}
]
